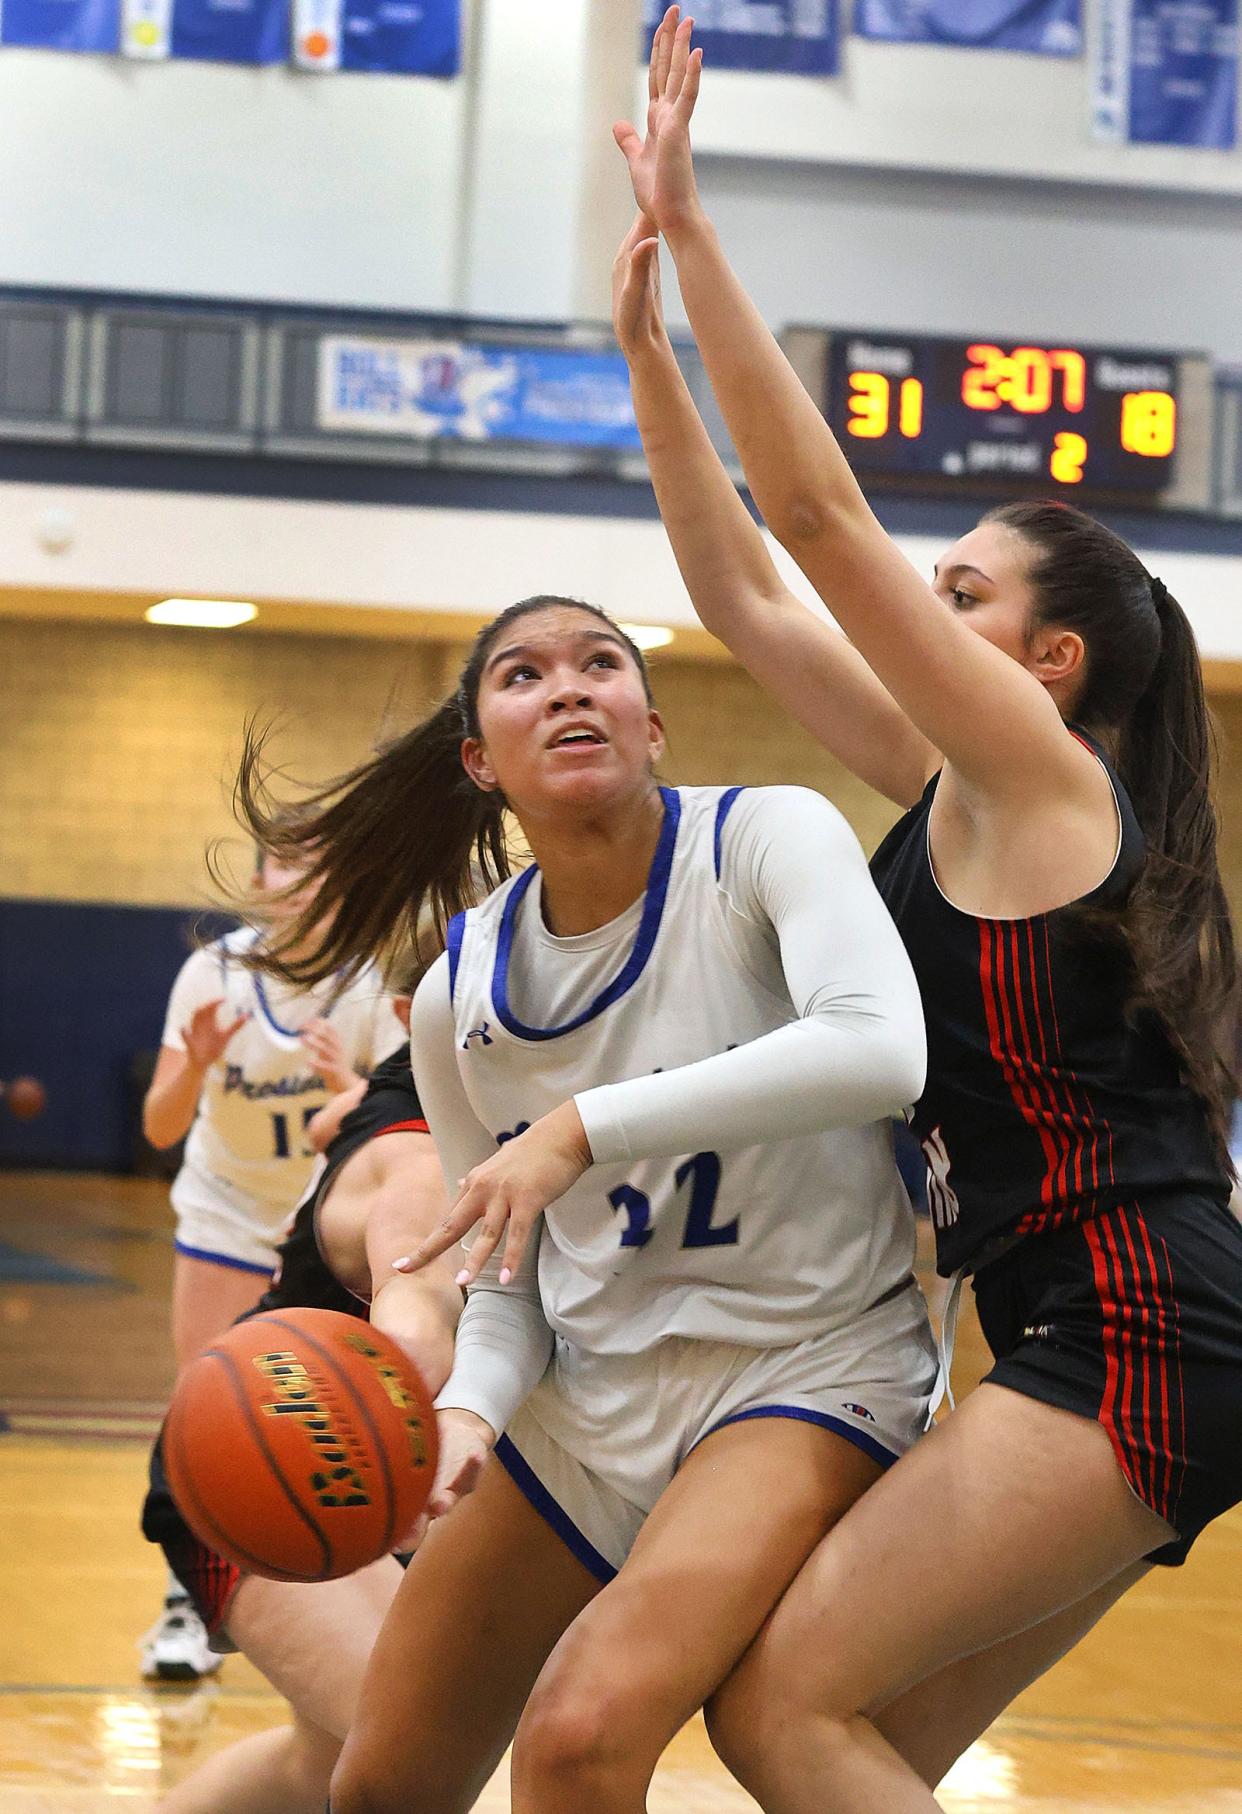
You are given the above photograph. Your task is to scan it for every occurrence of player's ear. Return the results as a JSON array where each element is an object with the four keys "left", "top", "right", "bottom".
[
  {"left": 647, "top": 709, "right": 666, "bottom": 769},
  {"left": 461, "top": 737, "right": 499, "bottom": 792},
  {"left": 392, "top": 996, "right": 413, "bottom": 1032}
]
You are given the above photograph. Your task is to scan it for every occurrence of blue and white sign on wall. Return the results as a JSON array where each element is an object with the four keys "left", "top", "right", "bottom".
[
  {"left": 120, "top": 0, "right": 287, "bottom": 61},
  {"left": 318, "top": 337, "right": 642, "bottom": 451},
  {"left": 293, "top": 0, "right": 458, "bottom": 73},
  {"left": 0, "top": 0, "right": 118, "bottom": 52},
  {"left": 855, "top": 0, "right": 1080, "bottom": 55},
  {"left": 642, "top": 0, "right": 838, "bottom": 76},
  {"left": 1093, "top": 0, "right": 1238, "bottom": 148}
]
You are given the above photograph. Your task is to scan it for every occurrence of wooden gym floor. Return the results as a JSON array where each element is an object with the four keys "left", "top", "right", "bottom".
[{"left": 1, "top": 1170, "right": 1240, "bottom": 1811}]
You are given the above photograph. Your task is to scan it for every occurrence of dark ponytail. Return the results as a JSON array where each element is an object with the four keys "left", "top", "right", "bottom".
[
  {"left": 986, "top": 502, "right": 1240, "bottom": 1167},
  {"left": 227, "top": 594, "right": 654, "bottom": 989}
]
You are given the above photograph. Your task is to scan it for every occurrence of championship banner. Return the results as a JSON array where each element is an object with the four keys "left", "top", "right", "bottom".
[
  {"left": 121, "top": 0, "right": 287, "bottom": 60},
  {"left": 293, "top": 0, "right": 459, "bottom": 74},
  {"left": 317, "top": 337, "right": 642, "bottom": 451},
  {"left": 1092, "top": 0, "right": 1238, "bottom": 147},
  {"left": 642, "top": 0, "right": 837, "bottom": 76},
  {"left": 0, "top": 0, "right": 118, "bottom": 52},
  {"left": 855, "top": 0, "right": 1080, "bottom": 55}
]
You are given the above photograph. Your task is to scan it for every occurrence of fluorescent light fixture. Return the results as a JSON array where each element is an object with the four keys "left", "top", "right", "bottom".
[
  {"left": 145, "top": 598, "right": 258, "bottom": 629},
  {"left": 618, "top": 622, "right": 675, "bottom": 652}
]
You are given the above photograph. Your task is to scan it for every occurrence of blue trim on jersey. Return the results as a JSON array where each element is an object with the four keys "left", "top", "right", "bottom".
[
  {"left": 446, "top": 912, "right": 467, "bottom": 1004},
  {"left": 698, "top": 1403, "right": 900, "bottom": 1473},
  {"left": 489, "top": 786, "right": 682, "bottom": 1043},
  {"left": 174, "top": 1240, "right": 273, "bottom": 1277},
  {"left": 713, "top": 787, "right": 744, "bottom": 881},
  {"left": 494, "top": 1434, "right": 617, "bottom": 1584}
]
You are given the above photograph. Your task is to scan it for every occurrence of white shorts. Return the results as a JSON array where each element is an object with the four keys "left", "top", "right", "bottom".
[
  {"left": 496, "top": 1279, "right": 937, "bottom": 1581},
  {"left": 170, "top": 1161, "right": 302, "bottom": 1276}
]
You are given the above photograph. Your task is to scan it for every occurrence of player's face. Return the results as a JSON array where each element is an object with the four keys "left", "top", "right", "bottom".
[
  {"left": 254, "top": 852, "right": 319, "bottom": 924},
  {"left": 931, "top": 523, "right": 1038, "bottom": 666},
  {"left": 464, "top": 607, "right": 664, "bottom": 818}
]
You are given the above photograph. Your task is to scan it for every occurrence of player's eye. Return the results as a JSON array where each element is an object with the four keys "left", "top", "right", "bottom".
[
  {"left": 502, "top": 662, "right": 539, "bottom": 685},
  {"left": 587, "top": 652, "right": 619, "bottom": 670},
  {"left": 949, "top": 588, "right": 977, "bottom": 611}
]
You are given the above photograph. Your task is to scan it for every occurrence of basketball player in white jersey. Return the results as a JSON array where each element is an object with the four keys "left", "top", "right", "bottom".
[
  {"left": 228, "top": 594, "right": 936, "bottom": 1814},
  {"left": 140, "top": 847, "right": 398, "bottom": 1678}
]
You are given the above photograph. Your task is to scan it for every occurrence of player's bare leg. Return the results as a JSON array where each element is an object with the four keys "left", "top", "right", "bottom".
[
  {"left": 509, "top": 1417, "right": 883, "bottom": 1814},
  {"left": 704, "top": 1383, "right": 1171, "bottom": 1813},
  {"left": 156, "top": 1558, "right": 403, "bottom": 1813},
  {"left": 329, "top": 1460, "right": 599, "bottom": 1814}
]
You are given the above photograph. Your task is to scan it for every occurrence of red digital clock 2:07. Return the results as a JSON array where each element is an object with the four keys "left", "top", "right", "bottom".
[{"left": 823, "top": 333, "right": 1181, "bottom": 497}]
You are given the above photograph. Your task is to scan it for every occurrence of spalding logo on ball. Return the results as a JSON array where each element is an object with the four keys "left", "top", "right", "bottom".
[{"left": 165, "top": 1308, "right": 438, "bottom": 1582}]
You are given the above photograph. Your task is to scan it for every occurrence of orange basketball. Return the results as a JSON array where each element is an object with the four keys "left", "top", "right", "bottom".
[
  {"left": 164, "top": 1308, "right": 438, "bottom": 1582},
  {"left": 6, "top": 1076, "right": 47, "bottom": 1120}
]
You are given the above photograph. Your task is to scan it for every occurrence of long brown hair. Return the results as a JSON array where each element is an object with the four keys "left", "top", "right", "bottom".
[
  {"left": 228, "top": 596, "right": 655, "bottom": 989},
  {"left": 985, "top": 501, "right": 1239, "bottom": 1166}
]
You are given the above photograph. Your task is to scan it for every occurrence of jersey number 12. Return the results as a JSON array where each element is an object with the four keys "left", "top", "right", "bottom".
[{"left": 608, "top": 1152, "right": 736, "bottom": 1251}]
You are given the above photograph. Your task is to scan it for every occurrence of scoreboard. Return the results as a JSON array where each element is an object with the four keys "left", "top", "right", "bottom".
[{"left": 780, "top": 328, "right": 1215, "bottom": 508}]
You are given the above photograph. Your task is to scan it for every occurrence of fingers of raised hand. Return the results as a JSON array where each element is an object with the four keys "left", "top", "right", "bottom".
[
  {"left": 667, "top": 15, "right": 694, "bottom": 103},
  {"left": 649, "top": 5, "right": 678, "bottom": 100},
  {"left": 655, "top": 6, "right": 679, "bottom": 97}
]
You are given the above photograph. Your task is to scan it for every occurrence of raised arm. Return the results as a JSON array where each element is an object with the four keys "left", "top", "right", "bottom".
[
  {"left": 615, "top": 9, "right": 1099, "bottom": 809},
  {"left": 614, "top": 217, "right": 935, "bottom": 809}
]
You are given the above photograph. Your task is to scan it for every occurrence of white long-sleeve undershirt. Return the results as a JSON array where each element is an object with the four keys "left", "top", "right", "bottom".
[{"left": 416, "top": 785, "right": 925, "bottom": 1437}]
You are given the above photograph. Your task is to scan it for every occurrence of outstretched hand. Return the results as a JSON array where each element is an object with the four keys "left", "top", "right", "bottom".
[
  {"left": 612, "top": 213, "right": 665, "bottom": 360},
  {"left": 392, "top": 1100, "right": 592, "bottom": 1288},
  {"left": 613, "top": 6, "right": 704, "bottom": 238},
  {"left": 181, "top": 999, "right": 248, "bottom": 1070}
]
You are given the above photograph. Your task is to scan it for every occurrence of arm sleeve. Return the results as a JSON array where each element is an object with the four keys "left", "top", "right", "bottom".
[
  {"left": 575, "top": 787, "right": 926, "bottom": 1166},
  {"left": 409, "top": 955, "right": 554, "bottom": 1436},
  {"left": 159, "top": 948, "right": 222, "bottom": 1053}
]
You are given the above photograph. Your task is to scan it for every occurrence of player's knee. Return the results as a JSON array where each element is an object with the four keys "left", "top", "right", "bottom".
[
  {"left": 512, "top": 1671, "right": 651, "bottom": 1797},
  {"left": 329, "top": 1744, "right": 473, "bottom": 1814}
]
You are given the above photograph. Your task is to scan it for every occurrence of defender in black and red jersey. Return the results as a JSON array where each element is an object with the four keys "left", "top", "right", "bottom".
[{"left": 611, "top": 28, "right": 1242, "bottom": 1803}]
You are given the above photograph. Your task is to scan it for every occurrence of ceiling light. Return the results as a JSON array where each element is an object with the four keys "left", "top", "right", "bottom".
[
  {"left": 619, "top": 622, "right": 675, "bottom": 652},
  {"left": 145, "top": 598, "right": 258, "bottom": 629}
]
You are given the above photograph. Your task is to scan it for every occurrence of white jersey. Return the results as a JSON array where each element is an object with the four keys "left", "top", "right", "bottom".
[
  {"left": 418, "top": 784, "right": 928, "bottom": 1435},
  {"left": 164, "top": 927, "right": 395, "bottom": 1255}
]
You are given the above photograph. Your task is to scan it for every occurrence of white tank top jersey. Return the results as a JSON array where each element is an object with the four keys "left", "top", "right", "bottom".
[
  {"left": 419, "top": 785, "right": 927, "bottom": 1429},
  {"left": 162, "top": 927, "right": 395, "bottom": 1233}
]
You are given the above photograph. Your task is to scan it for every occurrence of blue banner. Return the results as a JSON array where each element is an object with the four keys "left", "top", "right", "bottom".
[
  {"left": 120, "top": 0, "right": 287, "bottom": 60},
  {"left": 643, "top": 0, "right": 837, "bottom": 75},
  {"left": 1093, "top": 0, "right": 1238, "bottom": 147},
  {"left": 318, "top": 337, "right": 641, "bottom": 451},
  {"left": 173, "top": 0, "right": 287, "bottom": 61},
  {"left": 854, "top": 0, "right": 1080, "bottom": 54},
  {"left": 293, "top": 0, "right": 459, "bottom": 72},
  {"left": 0, "top": 0, "right": 118, "bottom": 51}
]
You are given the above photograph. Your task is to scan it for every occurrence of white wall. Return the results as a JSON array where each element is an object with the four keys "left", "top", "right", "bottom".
[
  {"left": 1, "top": 477, "right": 1239, "bottom": 657},
  {"left": 0, "top": 50, "right": 471, "bottom": 308},
  {"left": 687, "top": 156, "right": 1242, "bottom": 363}
]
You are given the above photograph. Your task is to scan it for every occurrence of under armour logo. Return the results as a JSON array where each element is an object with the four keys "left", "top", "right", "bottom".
[{"left": 463, "top": 1022, "right": 493, "bottom": 1050}]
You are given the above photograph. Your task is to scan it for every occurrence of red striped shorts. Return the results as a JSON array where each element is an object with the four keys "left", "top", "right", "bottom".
[{"left": 973, "top": 1193, "right": 1242, "bottom": 1565}]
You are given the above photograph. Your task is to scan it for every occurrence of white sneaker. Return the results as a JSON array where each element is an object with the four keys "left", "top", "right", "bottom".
[{"left": 139, "top": 1593, "right": 223, "bottom": 1682}]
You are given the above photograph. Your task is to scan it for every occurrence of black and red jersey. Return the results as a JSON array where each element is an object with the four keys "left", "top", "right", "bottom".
[
  {"left": 870, "top": 733, "right": 1230, "bottom": 1276},
  {"left": 251, "top": 1043, "right": 428, "bottom": 1319}
]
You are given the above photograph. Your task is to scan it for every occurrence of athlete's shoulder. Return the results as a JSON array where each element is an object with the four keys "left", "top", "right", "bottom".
[{"left": 723, "top": 784, "right": 859, "bottom": 852}]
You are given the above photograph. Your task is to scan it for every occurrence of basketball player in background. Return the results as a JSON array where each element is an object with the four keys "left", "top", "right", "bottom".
[
  {"left": 140, "top": 846, "right": 397, "bottom": 1679},
  {"left": 143, "top": 989, "right": 460, "bottom": 1813}
]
